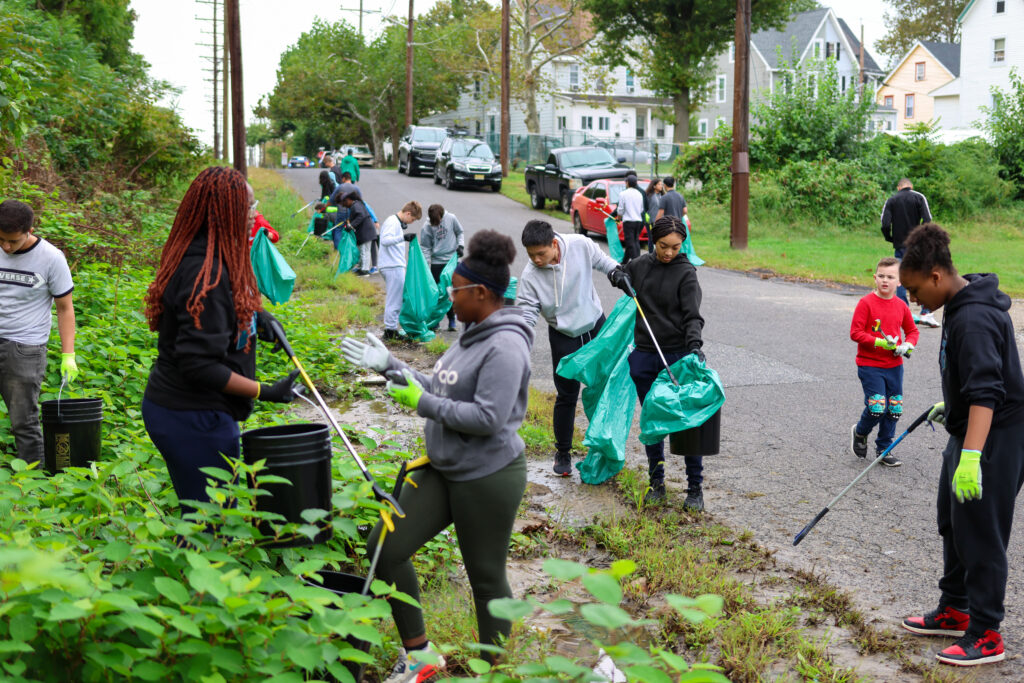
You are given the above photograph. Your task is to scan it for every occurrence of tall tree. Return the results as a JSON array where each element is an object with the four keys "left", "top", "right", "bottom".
[
  {"left": 34, "top": 0, "right": 137, "bottom": 70},
  {"left": 585, "top": 0, "right": 806, "bottom": 144},
  {"left": 876, "top": 0, "right": 968, "bottom": 64}
]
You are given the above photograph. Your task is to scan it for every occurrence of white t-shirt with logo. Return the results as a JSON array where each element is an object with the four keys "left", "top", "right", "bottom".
[{"left": 0, "top": 237, "right": 74, "bottom": 345}]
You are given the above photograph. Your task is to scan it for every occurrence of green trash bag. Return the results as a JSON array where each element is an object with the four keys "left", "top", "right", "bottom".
[
  {"left": 504, "top": 276, "right": 518, "bottom": 304},
  {"left": 399, "top": 236, "right": 438, "bottom": 342},
  {"left": 424, "top": 254, "right": 457, "bottom": 331},
  {"left": 604, "top": 217, "right": 624, "bottom": 262},
  {"left": 638, "top": 354, "right": 724, "bottom": 445},
  {"left": 333, "top": 228, "right": 360, "bottom": 276},
  {"left": 250, "top": 227, "right": 296, "bottom": 305},
  {"left": 556, "top": 296, "right": 638, "bottom": 484},
  {"left": 682, "top": 215, "right": 705, "bottom": 267}
]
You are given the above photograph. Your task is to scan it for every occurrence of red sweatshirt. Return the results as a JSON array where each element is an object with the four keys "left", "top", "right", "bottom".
[{"left": 850, "top": 292, "right": 920, "bottom": 368}]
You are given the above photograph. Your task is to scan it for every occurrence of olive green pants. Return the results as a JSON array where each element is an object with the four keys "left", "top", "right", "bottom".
[{"left": 366, "top": 453, "right": 527, "bottom": 648}]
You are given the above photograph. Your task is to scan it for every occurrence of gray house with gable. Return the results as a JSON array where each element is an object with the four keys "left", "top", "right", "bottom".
[{"left": 692, "top": 6, "right": 886, "bottom": 138}]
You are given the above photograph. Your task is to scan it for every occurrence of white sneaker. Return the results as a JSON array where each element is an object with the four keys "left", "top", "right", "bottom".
[
  {"left": 918, "top": 312, "right": 940, "bottom": 328},
  {"left": 383, "top": 644, "right": 445, "bottom": 683}
]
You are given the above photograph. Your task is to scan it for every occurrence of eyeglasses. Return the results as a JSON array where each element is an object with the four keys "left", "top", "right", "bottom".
[
  {"left": 249, "top": 199, "right": 259, "bottom": 215},
  {"left": 446, "top": 284, "right": 481, "bottom": 300}
]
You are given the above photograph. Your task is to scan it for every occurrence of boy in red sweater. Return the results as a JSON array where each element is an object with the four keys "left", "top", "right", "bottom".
[{"left": 850, "top": 257, "right": 920, "bottom": 466}]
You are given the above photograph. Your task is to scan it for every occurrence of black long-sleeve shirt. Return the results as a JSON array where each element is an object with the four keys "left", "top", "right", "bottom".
[
  {"left": 144, "top": 234, "right": 257, "bottom": 420},
  {"left": 624, "top": 252, "right": 703, "bottom": 354},
  {"left": 881, "top": 187, "right": 931, "bottom": 250}
]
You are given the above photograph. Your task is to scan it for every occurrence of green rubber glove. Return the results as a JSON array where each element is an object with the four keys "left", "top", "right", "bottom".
[
  {"left": 60, "top": 353, "right": 79, "bottom": 382},
  {"left": 874, "top": 337, "right": 898, "bottom": 351},
  {"left": 952, "top": 449, "right": 982, "bottom": 503},
  {"left": 927, "top": 401, "right": 946, "bottom": 425},
  {"left": 387, "top": 370, "right": 424, "bottom": 410}
]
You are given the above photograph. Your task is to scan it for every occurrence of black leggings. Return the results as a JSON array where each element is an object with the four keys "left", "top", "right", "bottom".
[
  {"left": 366, "top": 454, "right": 527, "bottom": 648},
  {"left": 549, "top": 315, "right": 605, "bottom": 453}
]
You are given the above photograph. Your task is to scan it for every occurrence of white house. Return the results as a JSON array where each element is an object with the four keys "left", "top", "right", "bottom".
[
  {"left": 930, "top": 0, "right": 1024, "bottom": 132},
  {"left": 691, "top": 7, "right": 887, "bottom": 137}
]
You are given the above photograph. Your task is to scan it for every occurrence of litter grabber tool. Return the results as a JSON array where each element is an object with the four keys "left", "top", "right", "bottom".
[
  {"left": 613, "top": 271, "right": 680, "bottom": 386},
  {"left": 289, "top": 200, "right": 316, "bottom": 218},
  {"left": 871, "top": 319, "right": 899, "bottom": 348},
  {"left": 793, "top": 406, "right": 932, "bottom": 546},
  {"left": 265, "top": 318, "right": 405, "bottom": 536}
]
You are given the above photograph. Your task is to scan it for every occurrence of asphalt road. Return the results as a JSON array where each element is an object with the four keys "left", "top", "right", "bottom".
[{"left": 280, "top": 166, "right": 1024, "bottom": 676}]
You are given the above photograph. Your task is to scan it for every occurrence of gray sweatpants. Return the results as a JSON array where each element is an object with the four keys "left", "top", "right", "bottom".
[
  {"left": 358, "top": 240, "right": 373, "bottom": 272},
  {"left": 380, "top": 266, "right": 405, "bottom": 330},
  {"left": 0, "top": 339, "right": 48, "bottom": 464}
]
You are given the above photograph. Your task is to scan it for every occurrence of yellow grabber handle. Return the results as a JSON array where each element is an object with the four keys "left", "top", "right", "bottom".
[{"left": 267, "top": 319, "right": 405, "bottom": 522}]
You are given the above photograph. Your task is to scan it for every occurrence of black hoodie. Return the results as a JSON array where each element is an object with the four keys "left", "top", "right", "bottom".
[
  {"left": 624, "top": 251, "right": 704, "bottom": 354},
  {"left": 144, "top": 233, "right": 257, "bottom": 420},
  {"left": 940, "top": 273, "right": 1024, "bottom": 437}
]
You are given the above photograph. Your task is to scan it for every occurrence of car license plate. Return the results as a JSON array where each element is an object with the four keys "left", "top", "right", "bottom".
[{"left": 474, "top": 174, "right": 483, "bottom": 180}]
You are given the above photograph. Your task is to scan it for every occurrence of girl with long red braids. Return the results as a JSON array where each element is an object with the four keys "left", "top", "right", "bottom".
[{"left": 142, "top": 167, "right": 298, "bottom": 515}]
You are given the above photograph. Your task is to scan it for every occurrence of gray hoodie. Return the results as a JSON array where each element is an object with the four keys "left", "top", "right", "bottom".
[
  {"left": 420, "top": 211, "right": 465, "bottom": 264},
  {"left": 385, "top": 307, "right": 535, "bottom": 481},
  {"left": 516, "top": 233, "right": 618, "bottom": 337}
]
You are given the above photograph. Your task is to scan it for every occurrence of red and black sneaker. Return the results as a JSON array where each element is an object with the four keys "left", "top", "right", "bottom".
[
  {"left": 936, "top": 629, "right": 1005, "bottom": 666},
  {"left": 902, "top": 605, "right": 970, "bottom": 636}
]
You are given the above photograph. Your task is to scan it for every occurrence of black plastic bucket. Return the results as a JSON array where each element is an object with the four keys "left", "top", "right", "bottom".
[
  {"left": 306, "top": 571, "right": 372, "bottom": 682},
  {"left": 40, "top": 398, "right": 103, "bottom": 474},
  {"left": 668, "top": 408, "right": 721, "bottom": 456},
  {"left": 241, "top": 423, "right": 333, "bottom": 547}
]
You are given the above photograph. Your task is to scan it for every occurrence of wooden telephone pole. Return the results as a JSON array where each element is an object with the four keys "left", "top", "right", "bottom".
[
  {"left": 226, "top": 0, "right": 245, "bottom": 176},
  {"left": 405, "top": 0, "right": 414, "bottom": 126},
  {"left": 500, "top": 0, "right": 510, "bottom": 177},
  {"left": 729, "top": 0, "right": 751, "bottom": 250}
]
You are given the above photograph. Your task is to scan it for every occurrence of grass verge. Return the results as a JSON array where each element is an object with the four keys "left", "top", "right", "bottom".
[{"left": 500, "top": 171, "right": 577, "bottom": 222}]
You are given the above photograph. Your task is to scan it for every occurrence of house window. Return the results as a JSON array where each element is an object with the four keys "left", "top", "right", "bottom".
[
  {"left": 716, "top": 116, "right": 726, "bottom": 130},
  {"left": 884, "top": 95, "right": 893, "bottom": 107},
  {"left": 581, "top": 115, "right": 593, "bottom": 130},
  {"left": 915, "top": 62, "right": 926, "bottom": 81},
  {"left": 841, "top": 75, "right": 847, "bottom": 92},
  {"left": 996, "top": 0, "right": 1005, "bottom": 12},
  {"left": 716, "top": 74, "right": 727, "bottom": 103},
  {"left": 905, "top": 94, "right": 915, "bottom": 118},
  {"left": 598, "top": 116, "right": 610, "bottom": 131},
  {"left": 569, "top": 64, "right": 580, "bottom": 90},
  {"left": 993, "top": 38, "right": 1006, "bottom": 63},
  {"left": 729, "top": 42, "right": 735, "bottom": 62},
  {"left": 489, "top": 115, "right": 496, "bottom": 132},
  {"left": 557, "top": 115, "right": 566, "bottom": 130},
  {"left": 625, "top": 69, "right": 635, "bottom": 93},
  {"left": 655, "top": 119, "right": 665, "bottom": 137},
  {"left": 813, "top": 40, "right": 823, "bottom": 59},
  {"left": 473, "top": 79, "right": 481, "bottom": 100},
  {"left": 698, "top": 119, "right": 708, "bottom": 137},
  {"left": 475, "top": 120, "right": 481, "bottom": 135}
]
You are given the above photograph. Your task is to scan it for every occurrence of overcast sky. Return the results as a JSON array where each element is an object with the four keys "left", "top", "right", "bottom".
[{"left": 129, "top": 0, "right": 890, "bottom": 148}]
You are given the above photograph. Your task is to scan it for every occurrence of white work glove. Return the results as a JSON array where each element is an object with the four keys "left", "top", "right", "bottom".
[
  {"left": 894, "top": 342, "right": 915, "bottom": 358},
  {"left": 340, "top": 333, "right": 391, "bottom": 372}
]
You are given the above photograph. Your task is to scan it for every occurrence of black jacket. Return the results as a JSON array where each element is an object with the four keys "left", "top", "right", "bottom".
[
  {"left": 347, "top": 199, "right": 377, "bottom": 245},
  {"left": 940, "top": 273, "right": 1024, "bottom": 437},
  {"left": 881, "top": 187, "right": 931, "bottom": 250},
  {"left": 624, "top": 252, "right": 703, "bottom": 354},
  {"left": 144, "top": 234, "right": 257, "bottom": 420}
]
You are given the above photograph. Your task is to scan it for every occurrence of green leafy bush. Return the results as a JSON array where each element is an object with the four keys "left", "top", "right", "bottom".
[
  {"left": 981, "top": 67, "right": 1024, "bottom": 197},
  {"left": 751, "top": 159, "right": 886, "bottom": 227},
  {"left": 672, "top": 125, "right": 733, "bottom": 203}
]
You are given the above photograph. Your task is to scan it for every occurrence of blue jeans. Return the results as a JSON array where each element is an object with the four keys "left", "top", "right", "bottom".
[
  {"left": 142, "top": 398, "right": 240, "bottom": 514},
  {"left": 854, "top": 364, "right": 904, "bottom": 454},
  {"left": 628, "top": 349, "right": 703, "bottom": 490},
  {"left": 894, "top": 247, "right": 930, "bottom": 314},
  {"left": 0, "top": 339, "right": 48, "bottom": 464}
]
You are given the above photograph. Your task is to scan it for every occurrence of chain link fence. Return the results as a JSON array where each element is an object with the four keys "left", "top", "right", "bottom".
[{"left": 484, "top": 132, "right": 682, "bottom": 177}]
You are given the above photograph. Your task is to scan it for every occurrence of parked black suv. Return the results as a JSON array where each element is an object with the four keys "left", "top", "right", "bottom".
[
  {"left": 433, "top": 135, "right": 502, "bottom": 191},
  {"left": 397, "top": 125, "right": 447, "bottom": 177}
]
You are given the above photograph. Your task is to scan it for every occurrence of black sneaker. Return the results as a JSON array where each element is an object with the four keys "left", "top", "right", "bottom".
[
  {"left": 683, "top": 487, "right": 704, "bottom": 512},
  {"left": 936, "top": 629, "right": 1005, "bottom": 666},
  {"left": 553, "top": 451, "right": 572, "bottom": 477},
  {"left": 643, "top": 483, "right": 666, "bottom": 505},
  {"left": 850, "top": 425, "right": 868, "bottom": 458},
  {"left": 902, "top": 605, "right": 970, "bottom": 636},
  {"left": 382, "top": 328, "right": 405, "bottom": 341},
  {"left": 879, "top": 453, "right": 902, "bottom": 467}
]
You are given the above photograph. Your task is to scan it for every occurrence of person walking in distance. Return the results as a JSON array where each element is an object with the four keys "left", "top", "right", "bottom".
[
  {"left": 643, "top": 178, "right": 664, "bottom": 254},
  {"left": 517, "top": 220, "right": 618, "bottom": 477},
  {"left": 655, "top": 176, "right": 687, "bottom": 221},
  {"left": 378, "top": 201, "right": 423, "bottom": 341},
  {"left": 898, "top": 223, "right": 1024, "bottom": 667},
  {"left": 420, "top": 204, "right": 465, "bottom": 332},
  {"left": 881, "top": 178, "right": 938, "bottom": 327},
  {"left": 849, "top": 257, "right": 920, "bottom": 467},
  {"left": 341, "top": 231, "right": 533, "bottom": 681},
  {"left": 614, "top": 174, "right": 644, "bottom": 264}
]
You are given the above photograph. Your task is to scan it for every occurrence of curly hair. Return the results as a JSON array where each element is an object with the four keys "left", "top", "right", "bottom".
[
  {"left": 144, "top": 167, "right": 260, "bottom": 344},
  {"left": 464, "top": 230, "right": 515, "bottom": 298},
  {"left": 900, "top": 223, "right": 956, "bottom": 275}
]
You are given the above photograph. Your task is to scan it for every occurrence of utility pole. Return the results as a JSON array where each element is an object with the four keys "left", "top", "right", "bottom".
[
  {"left": 729, "top": 0, "right": 750, "bottom": 250},
  {"left": 858, "top": 22, "right": 866, "bottom": 96},
  {"left": 226, "top": 0, "right": 245, "bottom": 176},
  {"left": 196, "top": 0, "right": 222, "bottom": 155},
  {"left": 500, "top": 0, "right": 510, "bottom": 177},
  {"left": 405, "top": 0, "right": 414, "bottom": 127},
  {"left": 222, "top": 0, "right": 229, "bottom": 161}
]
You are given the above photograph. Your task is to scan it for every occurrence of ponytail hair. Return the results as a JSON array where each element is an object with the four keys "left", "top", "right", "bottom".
[{"left": 900, "top": 223, "right": 955, "bottom": 275}]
